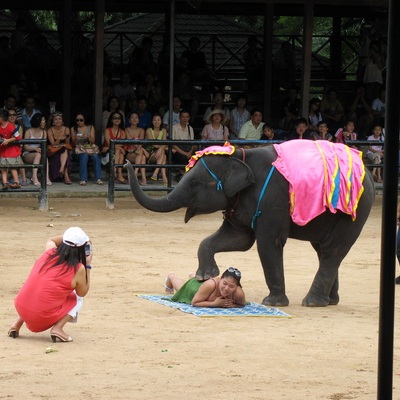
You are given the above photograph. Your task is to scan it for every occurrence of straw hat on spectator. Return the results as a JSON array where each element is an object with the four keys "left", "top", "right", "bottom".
[{"left": 206, "top": 109, "right": 225, "bottom": 124}]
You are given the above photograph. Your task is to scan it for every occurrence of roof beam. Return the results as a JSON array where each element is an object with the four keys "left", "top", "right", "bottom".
[{"left": 2, "top": 1, "right": 388, "bottom": 17}]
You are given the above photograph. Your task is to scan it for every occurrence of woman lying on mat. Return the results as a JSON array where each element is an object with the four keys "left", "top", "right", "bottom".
[{"left": 164, "top": 268, "right": 246, "bottom": 308}]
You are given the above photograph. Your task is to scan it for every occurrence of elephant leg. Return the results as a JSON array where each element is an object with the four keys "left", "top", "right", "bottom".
[
  {"left": 257, "top": 236, "right": 289, "bottom": 307},
  {"left": 307, "top": 242, "right": 340, "bottom": 306},
  {"left": 302, "top": 241, "right": 345, "bottom": 307},
  {"left": 196, "top": 219, "right": 255, "bottom": 280}
]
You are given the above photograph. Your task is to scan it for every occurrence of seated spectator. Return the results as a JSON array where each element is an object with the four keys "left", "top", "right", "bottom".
[
  {"left": 128, "top": 36, "right": 156, "bottom": 85},
  {"left": 203, "top": 90, "right": 230, "bottom": 127},
  {"left": 47, "top": 112, "right": 72, "bottom": 184},
  {"left": 22, "top": 113, "right": 51, "bottom": 186},
  {"left": 70, "top": 113, "right": 103, "bottom": 186},
  {"left": 21, "top": 95, "right": 41, "bottom": 130},
  {"left": 320, "top": 89, "right": 345, "bottom": 134},
  {"left": 181, "top": 36, "right": 217, "bottom": 86},
  {"left": 260, "top": 123, "right": 276, "bottom": 142},
  {"left": 243, "top": 35, "right": 263, "bottom": 91},
  {"left": 0, "top": 108, "right": 22, "bottom": 189},
  {"left": 125, "top": 112, "right": 148, "bottom": 186},
  {"left": 102, "top": 74, "right": 113, "bottom": 109},
  {"left": 307, "top": 98, "right": 322, "bottom": 133},
  {"left": 127, "top": 95, "right": 152, "bottom": 130},
  {"left": 113, "top": 72, "right": 136, "bottom": 114},
  {"left": 7, "top": 107, "right": 27, "bottom": 185},
  {"left": 366, "top": 123, "right": 384, "bottom": 183},
  {"left": 273, "top": 41, "right": 296, "bottom": 91},
  {"left": 335, "top": 120, "right": 358, "bottom": 145},
  {"left": 287, "top": 118, "right": 313, "bottom": 140},
  {"left": 6, "top": 83, "right": 24, "bottom": 108},
  {"left": 136, "top": 72, "right": 163, "bottom": 114},
  {"left": 362, "top": 40, "right": 385, "bottom": 102},
  {"left": 346, "top": 85, "right": 373, "bottom": 139},
  {"left": 201, "top": 110, "right": 229, "bottom": 142},
  {"left": 173, "top": 71, "right": 199, "bottom": 124},
  {"left": 102, "top": 96, "right": 125, "bottom": 134},
  {"left": 311, "top": 121, "right": 333, "bottom": 141},
  {"left": 145, "top": 113, "right": 168, "bottom": 185},
  {"left": 42, "top": 97, "right": 58, "bottom": 128},
  {"left": 163, "top": 95, "right": 182, "bottom": 130},
  {"left": 238, "top": 108, "right": 264, "bottom": 142},
  {"left": 101, "top": 111, "right": 127, "bottom": 184},
  {"left": 229, "top": 94, "right": 250, "bottom": 140},
  {"left": 371, "top": 86, "right": 386, "bottom": 127},
  {"left": 157, "top": 39, "right": 178, "bottom": 91},
  {"left": 3, "top": 95, "right": 22, "bottom": 125},
  {"left": 279, "top": 86, "right": 300, "bottom": 131},
  {"left": 171, "top": 110, "right": 195, "bottom": 180}
]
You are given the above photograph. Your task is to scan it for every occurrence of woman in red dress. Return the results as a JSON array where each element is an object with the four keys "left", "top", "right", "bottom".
[{"left": 8, "top": 227, "right": 93, "bottom": 342}]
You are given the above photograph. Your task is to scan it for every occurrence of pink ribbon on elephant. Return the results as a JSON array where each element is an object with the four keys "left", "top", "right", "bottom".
[{"left": 185, "top": 142, "right": 235, "bottom": 172}]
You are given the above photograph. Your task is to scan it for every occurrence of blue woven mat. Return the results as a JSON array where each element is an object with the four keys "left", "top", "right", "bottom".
[{"left": 138, "top": 294, "right": 292, "bottom": 318}]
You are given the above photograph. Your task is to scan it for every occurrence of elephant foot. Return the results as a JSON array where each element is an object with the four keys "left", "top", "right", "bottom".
[
  {"left": 262, "top": 294, "right": 289, "bottom": 307},
  {"left": 328, "top": 295, "right": 339, "bottom": 305},
  {"left": 302, "top": 292, "right": 330, "bottom": 307},
  {"left": 196, "top": 265, "right": 220, "bottom": 281}
]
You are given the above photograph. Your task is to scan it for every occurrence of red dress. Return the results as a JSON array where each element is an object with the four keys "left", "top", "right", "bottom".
[{"left": 14, "top": 249, "right": 80, "bottom": 332}]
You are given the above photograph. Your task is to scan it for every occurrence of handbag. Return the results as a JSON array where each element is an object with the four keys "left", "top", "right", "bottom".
[
  {"left": 75, "top": 143, "right": 100, "bottom": 155},
  {"left": 47, "top": 144, "right": 72, "bottom": 157}
]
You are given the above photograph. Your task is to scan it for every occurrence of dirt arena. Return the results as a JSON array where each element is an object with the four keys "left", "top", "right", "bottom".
[{"left": 1, "top": 194, "right": 399, "bottom": 399}]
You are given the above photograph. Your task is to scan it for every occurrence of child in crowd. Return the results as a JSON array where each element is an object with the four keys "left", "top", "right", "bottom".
[
  {"left": 260, "top": 124, "right": 275, "bottom": 141},
  {"left": 0, "top": 109, "right": 22, "bottom": 189},
  {"left": 366, "top": 123, "right": 384, "bottom": 183},
  {"left": 311, "top": 121, "right": 333, "bottom": 141},
  {"left": 287, "top": 118, "right": 313, "bottom": 140},
  {"left": 335, "top": 120, "right": 357, "bottom": 145}
]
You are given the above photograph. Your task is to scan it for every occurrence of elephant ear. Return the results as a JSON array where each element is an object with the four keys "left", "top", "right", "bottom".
[{"left": 221, "top": 158, "right": 255, "bottom": 198}]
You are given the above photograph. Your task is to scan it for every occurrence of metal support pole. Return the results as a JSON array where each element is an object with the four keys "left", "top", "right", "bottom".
[
  {"left": 300, "top": 3, "right": 313, "bottom": 118},
  {"left": 61, "top": 0, "right": 72, "bottom": 126},
  {"left": 263, "top": 3, "right": 274, "bottom": 122},
  {"left": 94, "top": 0, "right": 105, "bottom": 146},
  {"left": 377, "top": 0, "right": 400, "bottom": 398}
]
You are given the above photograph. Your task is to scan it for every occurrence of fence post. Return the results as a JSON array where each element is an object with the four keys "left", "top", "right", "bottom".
[
  {"left": 106, "top": 140, "right": 115, "bottom": 209},
  {"left": 38, "top": 140, "right": 48, "bottom": 211}
]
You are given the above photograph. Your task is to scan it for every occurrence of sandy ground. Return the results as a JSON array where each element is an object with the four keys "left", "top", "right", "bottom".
[{"left": 1, "top": 194, "right": 399, "bottom": 399}]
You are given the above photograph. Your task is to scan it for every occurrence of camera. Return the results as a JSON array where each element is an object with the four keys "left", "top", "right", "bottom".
[
  {"left": 85, "top": 243, "right": 92, "bottom": 256},
  {"left": 0, "top": 138, "right": 4, "bottom": 144}
]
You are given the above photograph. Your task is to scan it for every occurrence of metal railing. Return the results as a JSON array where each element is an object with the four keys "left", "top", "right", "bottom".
[
  {"left": 105, "top": 138, "right": 386, "bottom": 207},
  {"left": 0, "top": 139, "right": 48, "bottom": 211}
]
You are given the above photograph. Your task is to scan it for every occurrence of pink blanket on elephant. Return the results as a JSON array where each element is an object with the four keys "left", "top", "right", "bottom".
[{"left": 272, "top": 140, "right": 365, "bottom": 226}]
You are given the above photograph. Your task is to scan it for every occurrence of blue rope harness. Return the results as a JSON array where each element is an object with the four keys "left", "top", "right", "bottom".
[
  {"left": 251, "top": 166, "right": 276, "bottom": 229},
  {"left": 200, "top": 156, "right": 274, "bottom": 229},
  {"left": 200, "top": 158, "right": 223, "bottom": 190}
]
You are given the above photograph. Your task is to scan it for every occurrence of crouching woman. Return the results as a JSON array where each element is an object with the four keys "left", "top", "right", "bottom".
[
  {"left": 8, "top": 227, "right": 93, "bottom": 342},
  {"left": 165, "top": 267, "right": 246, "bottom": 308}
]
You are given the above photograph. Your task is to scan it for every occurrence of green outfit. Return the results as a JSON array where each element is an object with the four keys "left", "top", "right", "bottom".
[{"left": 170, "top": 278, "right": 203, "bottom": 304}]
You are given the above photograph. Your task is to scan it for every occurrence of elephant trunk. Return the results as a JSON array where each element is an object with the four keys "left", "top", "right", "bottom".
[{"left": 125, "top": 161, "right": 188, "bottom": 212}]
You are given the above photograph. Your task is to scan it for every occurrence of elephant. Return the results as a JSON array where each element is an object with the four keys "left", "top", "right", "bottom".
[{"left": 125, "top": 140, "right": 375, "bottom": 307}]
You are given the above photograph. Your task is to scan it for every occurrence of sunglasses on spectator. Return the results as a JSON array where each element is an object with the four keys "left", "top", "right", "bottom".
[
  {"left": 227, "top": 267, "right": 241, "bottom": 277},
  {"left": 112, "top": 117, "right": 121, "bottom": 120},
  {"left": 8, "top": 113, "right": 17, "bottom": 116},
  {"left": 76, "top": 119, "right": 84, "bottom": 122}
]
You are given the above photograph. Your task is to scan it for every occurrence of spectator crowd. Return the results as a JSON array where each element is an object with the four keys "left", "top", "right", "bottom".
[{"left": 0, "top": 30, "right": 387, "bottom": 188}]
